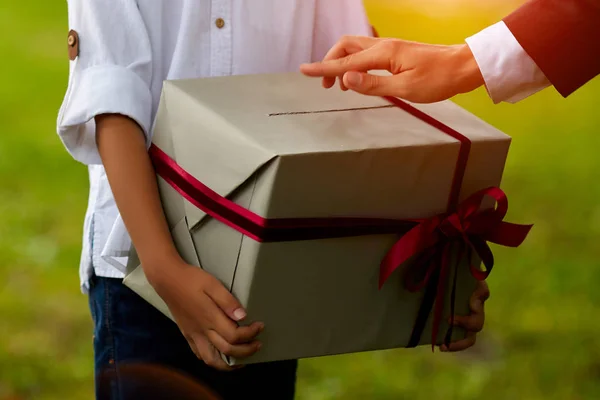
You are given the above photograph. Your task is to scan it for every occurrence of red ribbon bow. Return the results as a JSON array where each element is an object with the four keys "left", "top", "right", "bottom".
[{"left": 379, "top": 186, "right": 532, "bottom": 349}]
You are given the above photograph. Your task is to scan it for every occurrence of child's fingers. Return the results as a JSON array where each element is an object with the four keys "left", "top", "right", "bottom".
[
  {"left": 207, "top": 307, "right": 263, "bottom": 345},
  {"left": 206, "top": 330, "right": 262, "bottom": 359},
  {"left": 183, "top": 333, "right": 203, "bottom": 359},
  {"left": 440, "top": 332, "right": 476, "bottom": 352},
  {"left": 447, "top": 282, "right": 488, "bottom": 333},
  {"left": 199, "top": 288, "right": 263, "bottom": 345},
  {"left": 184, "top": 335, "right": 229, "bottom": 370},
  {"left": 186, "top": 333, "right": 236, "bottom": 371},
  {"left": 451, "top": 313, "right": 484, "bottom": 333},
  {"left": 447, "top": 281, "right": 488, "bottom": 333},
  {"left": 471, "top": 281, "right": 490, "bottom": 308},
  {"left": 203, "top": 276, "right": 247, "bottom": 322},
  {"left": 221, "top": 321, "right": 264, "bottom": 345}
]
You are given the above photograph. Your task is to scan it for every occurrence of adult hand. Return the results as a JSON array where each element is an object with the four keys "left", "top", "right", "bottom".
[{"left": 300, "top": 36, "right": 485, "bottom": 103}]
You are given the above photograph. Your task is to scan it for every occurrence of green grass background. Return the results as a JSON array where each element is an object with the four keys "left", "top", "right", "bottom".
[{"left": 1, "top": 1, "right": 599, "bottom": 399}]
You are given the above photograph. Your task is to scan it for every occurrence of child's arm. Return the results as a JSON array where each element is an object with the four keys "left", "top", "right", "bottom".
[
  {"left": 58, "top": 0, "right": 262, "bottom": 370},
  {"left": 96, "top": 115, "right": 263, "bottom": 370}
]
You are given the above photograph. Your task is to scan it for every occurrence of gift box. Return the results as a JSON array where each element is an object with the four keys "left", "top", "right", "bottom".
[{"left": 123, "top": 72, "right": 530, "bottom": 365}]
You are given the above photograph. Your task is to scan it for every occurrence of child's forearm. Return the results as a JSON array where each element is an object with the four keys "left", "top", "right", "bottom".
[
  {"left": 95, "top": 114, "right": 263, "bottom": 366},
  {"left": 95, "top": 114, "right": 183, "bottom": 282}
]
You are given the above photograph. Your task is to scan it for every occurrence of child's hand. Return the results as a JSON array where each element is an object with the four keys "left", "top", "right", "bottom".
[
  {"left": 441, "top": 280, "right": 490, "bottom": 352},
  {"left": 95, "top": 114, "right": 263, "bottom": 370},
  {"left": 148, "top": 261, "right": 264, "bottom": 371}
]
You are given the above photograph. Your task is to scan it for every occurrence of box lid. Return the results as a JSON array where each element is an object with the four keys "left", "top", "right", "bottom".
[{"left": 154, "top": 72, "right": 508, "bottom": 229}]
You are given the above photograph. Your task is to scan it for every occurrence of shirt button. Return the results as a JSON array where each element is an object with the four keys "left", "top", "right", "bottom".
[
  {"left": 215, "top": 18, "right": 225, "bottom": 29},
  {"left": 67, "top": 33, "right": 77, "bottom": 47}
]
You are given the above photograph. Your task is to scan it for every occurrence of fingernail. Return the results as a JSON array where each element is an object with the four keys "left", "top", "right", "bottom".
[
  {"left": 258, "top": 323, "right": 265, "bottom": 332},
  {"left": 257, "top": 342, "right": 262, "bottom": 350},
  {"left": 233, "top": 308, "right": 246, "bottom": 321},
  {"left": 345, "top": 71, "right": 362, "bottom": 87}
]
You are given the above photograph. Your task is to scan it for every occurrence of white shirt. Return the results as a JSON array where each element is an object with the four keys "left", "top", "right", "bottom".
[
  {"left": 466, "top": 21, "right": 552, "bottom": 104},
  {"left": 56, "top": 0, "right": 373, "bottom": 293}
]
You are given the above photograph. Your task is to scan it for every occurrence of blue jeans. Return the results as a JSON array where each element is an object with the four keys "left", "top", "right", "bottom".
[{"left": 88, "top": 274, "right": 298, "bottom": 399}]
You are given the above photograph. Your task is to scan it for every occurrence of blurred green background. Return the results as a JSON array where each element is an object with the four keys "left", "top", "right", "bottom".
[{"left": 1, "top": 1, "right": 599, "bottom": 399}]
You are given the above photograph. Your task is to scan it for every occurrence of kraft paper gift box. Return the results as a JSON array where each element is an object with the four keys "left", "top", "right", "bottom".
[{"left": 122, "top": 72, "right": 528, "bottom": 366}]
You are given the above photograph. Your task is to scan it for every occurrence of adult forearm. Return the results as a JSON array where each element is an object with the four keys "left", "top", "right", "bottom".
[{"left": 452, "top": 44, "right": 486, "bottom": 96}]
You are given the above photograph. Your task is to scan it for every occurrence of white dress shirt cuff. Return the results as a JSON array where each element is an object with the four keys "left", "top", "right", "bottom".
[
  {"left": 465, "top": 21, "right": 551, "bottom": 104},
  {"left": 57, "top": 65, "right": 153, "bottom": 165}
]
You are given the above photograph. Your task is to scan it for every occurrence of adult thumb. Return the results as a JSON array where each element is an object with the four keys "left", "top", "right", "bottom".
[{"left": 342, "top": 71, "right": 406, "bottom": 98}]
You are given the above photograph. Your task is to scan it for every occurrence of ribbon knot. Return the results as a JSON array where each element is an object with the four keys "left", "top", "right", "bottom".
[
  {"left": 438, "top": 214, "right": 466, "bottom": 239},
  {"left": 379, "top": 186, "right": 532, "bottom": 350}
]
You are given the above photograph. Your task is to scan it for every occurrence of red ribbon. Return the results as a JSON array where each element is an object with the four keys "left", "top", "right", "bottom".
[
  {"left": 149, "top": 95, "right": 532, "bottom": 351},
  {"left": 150, "top": 144, "right": 416, "bottom": 242},
  {"left": 379, "top": 186, "right": 532, "bottom": 349}
]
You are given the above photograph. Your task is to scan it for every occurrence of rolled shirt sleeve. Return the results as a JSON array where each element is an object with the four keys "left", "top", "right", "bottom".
[
  {"left": 465, "top": 21, "right": 552, "bottom": 104},
  {"left": 56, "top": 0, "right": 153, "bottom": 165}
]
